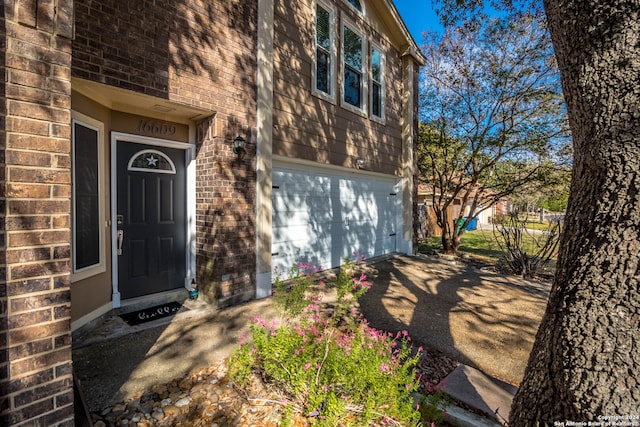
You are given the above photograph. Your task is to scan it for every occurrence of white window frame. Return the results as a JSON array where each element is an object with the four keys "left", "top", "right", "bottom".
[
  {"left": 71, "top": 112, "right": 106, "bottom": 282},
  {"left": 341, "top": 15, "right": 367, "bottom": 116},
  {"left": 342, "top": 0, "right": 365, "bottom": 15},
  {"left": 312, "top": 0, "right": 337, "bottom": 103},
  {"left": 127, "top": 149, "right": 177, "bottom": 174},
  {"left": 370, "top": 41, "right": 386, "bottom": 123}
]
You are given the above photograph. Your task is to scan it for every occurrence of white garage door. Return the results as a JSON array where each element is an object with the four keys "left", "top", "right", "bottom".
[{"left": 272, "top": 164, "right": 399, "bottom": 274}]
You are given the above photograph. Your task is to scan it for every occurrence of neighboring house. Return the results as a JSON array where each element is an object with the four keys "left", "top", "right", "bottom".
[
  {"left": 416, "top": 184, "right": 462, "bottom": 237},
  {"left": 417, "top": 183, "right": 511, "bottom": 237},
  {"left": 0, "top": 0, "right": 424, "bottom": 425},
  {"left": 464, "top": 197, "right": 511, "bottom": 225}
]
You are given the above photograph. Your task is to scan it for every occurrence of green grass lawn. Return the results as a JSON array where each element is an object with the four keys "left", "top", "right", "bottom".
[
  {"left": 419, "top": 230, "right": 503, "bottom": 263},
  {"left": 419, "top": 228, "right": 558, "bottom": 273}
]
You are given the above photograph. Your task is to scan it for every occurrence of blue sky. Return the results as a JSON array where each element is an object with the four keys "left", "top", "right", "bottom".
[{"left": 392, "top": 0, "right": 441, "bottom": 43}]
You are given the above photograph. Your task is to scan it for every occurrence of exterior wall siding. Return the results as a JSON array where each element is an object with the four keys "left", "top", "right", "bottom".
[
  {"left": 1, "top": 1, "right": 75, "bottom": 425},
  {"left": 272, "top": 0, "right": 404, "bottom": 176},
  {"left": 71, "top": 0, "right": 259, "bottom": 305}
]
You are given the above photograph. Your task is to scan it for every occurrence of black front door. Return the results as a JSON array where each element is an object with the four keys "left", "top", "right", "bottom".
[{"left": 117, "top": 141, "right": 186, "bottom": 299}]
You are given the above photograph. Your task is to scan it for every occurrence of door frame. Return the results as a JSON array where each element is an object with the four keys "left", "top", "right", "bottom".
[{"left": 110, "top": 132, "right": 196, "bottom": 307}]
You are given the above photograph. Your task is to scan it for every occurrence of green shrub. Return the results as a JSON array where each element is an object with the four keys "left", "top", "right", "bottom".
[{"left": 228, "top": 256, "right": 439, "bottom": 426}]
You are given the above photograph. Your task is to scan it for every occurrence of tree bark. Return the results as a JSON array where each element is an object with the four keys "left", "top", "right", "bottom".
[{"left": 511, "top": 0, "right": 640, "bottom": 424}]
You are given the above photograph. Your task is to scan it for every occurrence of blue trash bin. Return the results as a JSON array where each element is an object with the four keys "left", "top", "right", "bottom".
[{"left": 465, "top": 217, "right": 478, "bottom": 231}]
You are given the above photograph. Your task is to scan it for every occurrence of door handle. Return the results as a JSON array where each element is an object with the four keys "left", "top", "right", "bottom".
[{"left": 117, "top": 230, "right": 124, "bottom": 256}]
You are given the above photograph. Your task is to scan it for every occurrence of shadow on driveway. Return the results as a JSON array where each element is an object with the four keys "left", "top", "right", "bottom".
[{"left": 359, "top": 255, "right": 550, "bottom": 386}]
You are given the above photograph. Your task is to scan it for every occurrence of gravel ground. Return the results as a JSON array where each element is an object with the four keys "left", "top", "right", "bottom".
[{"left": 88, "top": 345, "right": 459, "bottom": 427}]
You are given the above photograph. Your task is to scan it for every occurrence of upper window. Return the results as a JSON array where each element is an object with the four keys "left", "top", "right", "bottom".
[
  {"left": 370, "top": 44, "right": 385, "bottom": 120},
  {"left": 313, "top": 1, "right": 336, "bottom": 101},
  {"left": 72, "top": 113, "right": 105, "bottom": 279},
  {"left": 342, "top": 22, "right": 366, "bottom": 112},
  {"left": 343, "top": 0, "right": 363, "bottom": 13}
]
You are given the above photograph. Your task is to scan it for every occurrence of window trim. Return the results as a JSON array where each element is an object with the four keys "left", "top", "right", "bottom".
[
  {"left": 312, "top": 0, "right": 337, "bottom": 103},
  {"left": 127, "top": 149, "right": 177, "bottom": 174},
  {"left": 342, "top": 0, "right": 365, "bottom": 15},
  {"left": 370, "top": 41, "right": 386, "bottom": 123},
  {"left": 340, "top": 15, "right": 368, "bottom": 116},
  {"left": 71, "top": 112, "right": 106, "bottom": 282}
]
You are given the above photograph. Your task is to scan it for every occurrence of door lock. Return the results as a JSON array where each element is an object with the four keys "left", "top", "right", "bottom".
[{"left": 117, "top": 230, "right": 124, "bottom": 256}]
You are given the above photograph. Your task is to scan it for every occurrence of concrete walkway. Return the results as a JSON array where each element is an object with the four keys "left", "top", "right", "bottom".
[
  {"left": 73, "top": 296, "right": 279, "bottom": 412},
  {"left": 72, "top": 254, "right": 550, "bottom": 425}
]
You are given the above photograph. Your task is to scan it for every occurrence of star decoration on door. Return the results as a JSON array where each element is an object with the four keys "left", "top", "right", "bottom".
[
  {"left": 147, "top": 155, "right": 159, "bottom": 167},
  {"left": 128, "top": 150, "right": 176, "bottom": 174}
]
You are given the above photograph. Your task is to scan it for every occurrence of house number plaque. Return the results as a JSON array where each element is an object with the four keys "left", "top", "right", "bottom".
[{"left": 137, "top": 119, "right": 177, "bottom": 136}]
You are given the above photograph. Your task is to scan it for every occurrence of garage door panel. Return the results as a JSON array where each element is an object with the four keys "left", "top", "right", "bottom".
[
  {"left": 273, "top": 241, "right": 332, "bottom": 273},
  {"left": 273, "top": 221, "right": 344, "bottom": 244},
  {"left": 272, "top": 164, "right": 398, "bottom": 275}
]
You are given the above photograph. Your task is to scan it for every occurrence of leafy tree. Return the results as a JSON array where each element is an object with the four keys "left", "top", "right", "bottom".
[
  {"left": 418, "top": 12, "right": 569, "bottom": 254},
  {"left": 511, "top": 165, "right": 572, "bottom": 213},
  {"left": 432, "top": 0, "right": 640, "bottom": 422}
]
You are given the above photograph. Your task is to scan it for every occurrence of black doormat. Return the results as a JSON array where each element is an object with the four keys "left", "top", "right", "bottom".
[{"left": 119, "top": 302, "right": 186, "bottom": 326}]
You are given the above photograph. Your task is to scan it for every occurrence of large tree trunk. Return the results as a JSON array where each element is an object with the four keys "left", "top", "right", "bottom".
[{"left": 510, "top": 1, "right": 640, "bottom": 424}]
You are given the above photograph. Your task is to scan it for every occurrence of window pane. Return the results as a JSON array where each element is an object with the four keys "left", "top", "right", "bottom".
[
  {"left": 317, "top": 49, "right": 330, "bottom": 94},
  {"left": 129, "top": 151, "right": 175, "bottom": 173},
  {"left": 346, "top": 0, "right": 362, "bottom": 11},
  {"left": 344, "top": 66, "right": 361, "bottom": 107},
  {"left": 316, "top": 5, "right": 331, "bottom": 50},
  {"left": 74, "top": 123, "right": 100, "bottom": 270},
  {"left": 343, "top": 26, "right": 362, "bottom": 70},
  {"left": 372, "top": 49, "right": 381, "bottom": 82},
  {"left": 372, "top": 82, "right": 381, "bottom": 117}
]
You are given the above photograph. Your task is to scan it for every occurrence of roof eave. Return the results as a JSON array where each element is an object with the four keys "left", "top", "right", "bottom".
[{"left": 383, "top": 0, "right": 427, "bottom": 65}]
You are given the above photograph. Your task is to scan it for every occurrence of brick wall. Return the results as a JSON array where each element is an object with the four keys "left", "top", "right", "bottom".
[
  {"left": 72, "top": 0, "right": 259, "bottom": 303},
  {"left": 195, "top": 118, "right": 257, "bottom": 305},
  {"left": 1, "top": 1, "right": 75, "bottom": 426}
]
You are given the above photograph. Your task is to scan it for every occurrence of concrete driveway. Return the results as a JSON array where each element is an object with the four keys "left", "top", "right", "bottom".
[
  {"left": 73, "top": 254, "right": 549, "bottom": 412},
  {"left": 359, "top": 255, "right": 551, "bottom": 386}
]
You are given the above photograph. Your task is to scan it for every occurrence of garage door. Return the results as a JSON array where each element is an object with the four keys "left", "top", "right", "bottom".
[{"left": 272, "top": 164, "right": 398, "bottom": 274}]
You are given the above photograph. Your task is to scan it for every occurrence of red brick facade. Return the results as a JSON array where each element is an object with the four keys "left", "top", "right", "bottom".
[
  {"left": 72, "top": 0, "right": 259, "bottom": 303},
  {"left": 1, "top": 1, "right": 75, "bottom": 425},
  {"left": 1, "top": 0, "right": 422, "bottom": 424}
]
